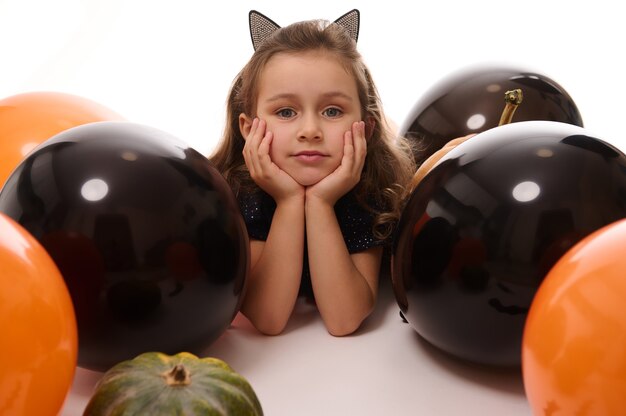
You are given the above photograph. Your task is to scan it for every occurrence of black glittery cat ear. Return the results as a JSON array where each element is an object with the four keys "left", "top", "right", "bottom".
[
  {"left": 249, "top": 10, "right": 360, "bottom": 51},
  {"left": 249, "top": 10, "right": 281, "bottom": 51},
  {"left": 334, "top": 9, "right": 360, "bottom": 43}
]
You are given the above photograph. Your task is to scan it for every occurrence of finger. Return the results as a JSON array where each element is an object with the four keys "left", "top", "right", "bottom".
[
  {"left": 242, "top": 117, "right": 257, "bottom": 156},
  {"left": 342, "top": 129, "right": 355, "bottom": 172},
  {"left": 257, "top": 130, "right": 274, "bottom": 168},
  {"left": 244, "top": 118, "right": 266, "bottom": 152},
  {"left": 243, "top": 118, "right": 263, "bottom": 175},
  {"left": 244, "top": 117, "right": 258, "bottom": 144},
  {"left": 352, "top": 121, "right": 367, "bottom": 174}
]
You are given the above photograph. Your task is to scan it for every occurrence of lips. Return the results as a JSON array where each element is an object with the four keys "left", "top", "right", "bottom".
[{"left": 293, "top": 150, "right": 327, "bottom": 162}]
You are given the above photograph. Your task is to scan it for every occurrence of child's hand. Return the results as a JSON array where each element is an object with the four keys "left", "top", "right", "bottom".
[
  {"left": 243, "top": 118, "right": 304, "bottom": 202},
  {"left": 306, "top": 121, "right": 366, "bottom": 205}
]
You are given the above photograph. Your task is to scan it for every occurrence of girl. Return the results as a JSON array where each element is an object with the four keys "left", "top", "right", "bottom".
[{"left": 210, "top": 10, "right": 415, "bottom": 336}]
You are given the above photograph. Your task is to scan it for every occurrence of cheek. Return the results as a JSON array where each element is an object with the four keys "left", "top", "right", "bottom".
[
  {"left": 329, "top": 129, "right": 347, "bottom": 150},
  {"left": 329, "top": 122, "right": 354, "bottom": 141},
  {"left": 268, "top": 146, "right": 279, "bottom": 161},
  {"left": 267, "top": 134, "right": 287, "bottom": 161},
  {"left": 266, "top": 123, "right": 289, "bottom": 151}
]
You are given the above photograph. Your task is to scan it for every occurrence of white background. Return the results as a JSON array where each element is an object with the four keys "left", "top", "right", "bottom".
[
  {"left": 1, "top": 0, "right": 624, "bottom": 157},
  {"left": 2, "top": 1, "right": 623, "bottom": 415}
]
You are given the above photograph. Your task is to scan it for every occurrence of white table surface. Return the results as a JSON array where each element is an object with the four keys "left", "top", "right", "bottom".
[{"left": 60, "top": 276, "right": 532, "bottom": 415}]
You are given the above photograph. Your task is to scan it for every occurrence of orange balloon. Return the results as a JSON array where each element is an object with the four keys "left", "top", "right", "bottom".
[
  {"left": 0, "top": 91, "right": 124, "bottom": 188},
  {"left": 523, "top": 218, "right": 626, "bottom": 416},
  {"left": 0, "top": 213, "right": 78, "bottom": 415}
]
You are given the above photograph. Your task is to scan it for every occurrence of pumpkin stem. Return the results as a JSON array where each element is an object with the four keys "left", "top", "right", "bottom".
[
  {"left": 498, "top": 88, "right": 524, "bottom": 126},
  {"left": 163, "top": 364, "right": 191, "bottom": 386}
]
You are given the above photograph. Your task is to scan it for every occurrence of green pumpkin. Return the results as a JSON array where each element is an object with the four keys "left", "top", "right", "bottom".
[{"left": 83, "top": 352, "right": 263, "bottom": 416}]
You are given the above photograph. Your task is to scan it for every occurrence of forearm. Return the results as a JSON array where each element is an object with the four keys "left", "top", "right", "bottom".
[
  {"left": 241, "top": 198, "right": 305, "bottom": 335},
  {"left": 305, "top": 198, "right": 381, "bottom": 336}
]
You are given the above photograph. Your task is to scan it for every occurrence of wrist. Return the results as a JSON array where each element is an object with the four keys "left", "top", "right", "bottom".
[
  {"left": 276, "top": 192, "right": 305, "bottom": 208},
  {"left": 305, "top": 185, "right": 344, "bottom": 207},
  {"left": 305, "top": 193, "right": 335, "bottom": 213}
]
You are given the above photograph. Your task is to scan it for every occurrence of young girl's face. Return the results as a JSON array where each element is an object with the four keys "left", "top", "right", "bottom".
[{"left": 251, "top": 50, "right": 363, "bottom": 186}]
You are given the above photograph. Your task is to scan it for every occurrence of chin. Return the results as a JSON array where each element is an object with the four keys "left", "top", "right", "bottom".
[
  {"left": 296, "top": 177, "right": 323, "bottom": 187},
  {"left": 287, "top": 167, "right": 336, "bottom": 187}
]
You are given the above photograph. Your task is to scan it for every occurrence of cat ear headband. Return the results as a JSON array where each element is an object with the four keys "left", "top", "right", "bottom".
[{"left": 248, "top": 9, "right": 360, "bottom": 51}]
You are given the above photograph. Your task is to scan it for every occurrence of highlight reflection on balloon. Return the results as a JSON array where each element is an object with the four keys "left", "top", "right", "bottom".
[
  {"left": 0, "top": 121, "right": 249, "bottom": 371},
  {"left": 0, "top": 213, "right": 78, "bottom": 415},
  {"left": 0, "top": 91, "right": 124, "bottom": 188},
  {"left": 392, "top": 121, "right": 626, "bottom": 367},
  {"left": 523, "top": 218, "right": 626, "bottom": 415},
  {"left": 400, "top": 64, "right": 584, "bottom": 167}
]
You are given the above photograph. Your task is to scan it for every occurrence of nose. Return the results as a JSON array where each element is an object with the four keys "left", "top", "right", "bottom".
[{"left": 297, "top": 114, "right": 322, "bottom": 141}]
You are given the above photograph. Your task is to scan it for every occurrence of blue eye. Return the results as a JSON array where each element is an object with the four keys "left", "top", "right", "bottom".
[
  {"left": 276, "top": 108, "right": 295, "bottom": 118},
  {"left": 323, "top": 107, "right": 343, "bottom": 118}
]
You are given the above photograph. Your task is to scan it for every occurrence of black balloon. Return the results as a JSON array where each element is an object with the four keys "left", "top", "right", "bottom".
[
  {"left": 0, "top": 121, "right": 249, "bottom": 371},
  {"left": 400, "top": 64, "right": 584, "bottom": 166},
  {"left": 392, "top": 121, "right": 626, "bottom": 367}
]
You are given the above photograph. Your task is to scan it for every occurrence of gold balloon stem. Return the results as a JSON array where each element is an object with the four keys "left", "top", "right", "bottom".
[{"left": 498, "top": 89, "right": 523, "bottom": 126}]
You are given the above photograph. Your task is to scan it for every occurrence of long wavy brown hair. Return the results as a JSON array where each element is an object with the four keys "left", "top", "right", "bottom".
[{"left": 210, "top": 19, "right": 415, "bottom": 240}]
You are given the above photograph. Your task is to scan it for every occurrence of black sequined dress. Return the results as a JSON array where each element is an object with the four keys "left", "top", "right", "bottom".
[{"left": 238, "top": 190, "right": 385, "bottom": 297}]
